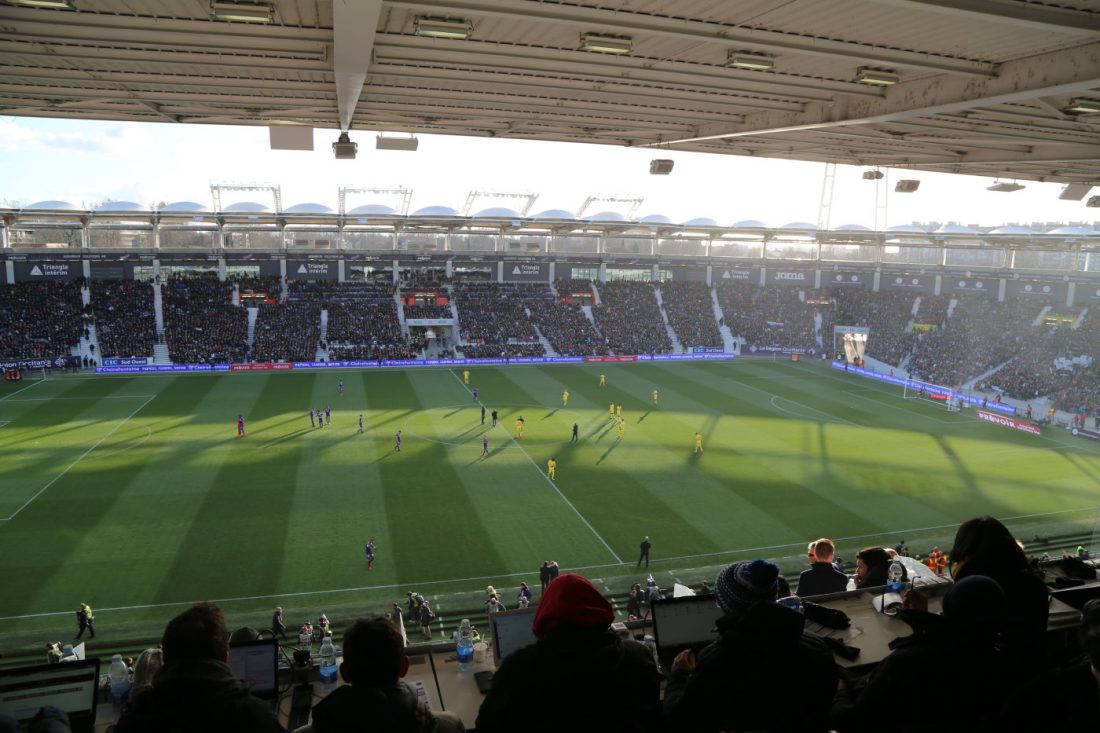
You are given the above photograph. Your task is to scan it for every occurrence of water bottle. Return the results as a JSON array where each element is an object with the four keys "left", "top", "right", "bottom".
[
  {"left": 455, "top": 619, "right": 475, "bottom": 671},
  {"left": 778, "top": 595, "right": 802, "bottom": 612},
  {"left": 318, "top": 636, "right": 338, "bottom": 689},
  {"left": 108, "top": 654, "right": 130, "bottom": 710},
  {"left": 887, "top": 560, "right": 906, "bottom": 593}
]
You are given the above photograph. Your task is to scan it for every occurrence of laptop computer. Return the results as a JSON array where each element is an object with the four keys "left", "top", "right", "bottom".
[
  {"left": 0, "top": 659, "right": 100, "bottom": 733},
  {"left": 227, "top": 638, "right": 279, "bottom": 706},
  {"left": 489, "top": 607, "right": 538, "bottom": 667},
  {"left": 651, "top": 595, "right": 723, "bottom": 671}
]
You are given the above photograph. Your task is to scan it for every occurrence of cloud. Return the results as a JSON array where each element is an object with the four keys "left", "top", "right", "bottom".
[{"left": 0, "top": 117, "right": 138, "bottom": 154}]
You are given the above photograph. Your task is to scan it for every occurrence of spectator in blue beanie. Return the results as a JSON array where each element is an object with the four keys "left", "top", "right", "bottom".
[{"left": 664, "top": 559, "right": 839, "bottom": 732}]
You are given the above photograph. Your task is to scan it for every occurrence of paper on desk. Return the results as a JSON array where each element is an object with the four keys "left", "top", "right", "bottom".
[
  {"left": 871, "top": 592, "right": 904, "bottom": 613},
  {"left": 412, "top": 680, "right": 431, "bottom": 711}
]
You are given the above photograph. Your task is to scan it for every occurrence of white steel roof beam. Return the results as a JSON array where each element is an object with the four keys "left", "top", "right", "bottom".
[
  {"left": 374, "top": 35, "right": 881, "bottom": 99},
  {"left": 862, "top": 0, "right": 1100, "bottom": 36},
  {"left": 334, "top": 0, "right": 382, "bottom": 131},
  {"left": 383, "top": 0, "right": 998, "bottom": 77},
  {"left": 640, "top": 42, "right": 1100, "bottom": 146}
]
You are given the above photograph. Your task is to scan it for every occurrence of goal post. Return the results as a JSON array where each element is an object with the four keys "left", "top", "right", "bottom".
[{"left": 902, "top": 378, "right": 965, "bottom": 411}]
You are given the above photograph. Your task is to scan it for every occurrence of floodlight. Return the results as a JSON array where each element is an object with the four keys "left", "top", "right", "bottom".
[
  {"left": 376, "top": 135, "right": 419, "bottom": 151},
  {"left": 726, "top": 51, "right": 775, "bottom": 71},
  {"left": 1065, "top": 98, "right": 1100, "bottom": 114},
  {"left": 857, "top": 67, "right": 899, "bottom": 86},
  {"left": 987, "top": 181, "right": 1025, "bottom": 193},
  {"left": 414, "top": 16, "right": 472, "bottom": 39},
  {"left": 8, "top": 0, "right": 76, "bottom": 8},
  {"left": 210, "top": 1, "right": 274, "bottom": 23},
  {"left": 649, "top": 159, "right": 674, "bottom": 175},
  {"left": 1059, "top": 184, "right": 1093, "bottom": 201},
  {"left": 580, "top": 33, "right": 632, "bottom": 55},
  {"left": 862, "top": 170, "right": 884, "bottom": 180},
  {"left": 1087, "top": 195, "right": 1100, "bottom": 208},
  {"left": 895, "top": 179, "right": 920, "bottom": 193},
  {"left": 332, "top": 132, "right": 357, "bottom": 160}
]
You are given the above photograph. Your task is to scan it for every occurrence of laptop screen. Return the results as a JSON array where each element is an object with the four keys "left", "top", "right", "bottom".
[
  {"left": 489, "top": 608, "right": 538, "bottom": 666},
  {"left": 227, "top": 639, "right": 278, "bottom": 700},
  {"left": 0, "top": 660, "right": 100, "bottom": 733},
  {"left": 651, "top": 595, "right": 722, "bottom": 667}
]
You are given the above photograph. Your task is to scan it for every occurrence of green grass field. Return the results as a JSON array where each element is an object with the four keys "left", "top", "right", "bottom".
[{"left": 1, "top": 359, "right": 1098, "bottom": 663}]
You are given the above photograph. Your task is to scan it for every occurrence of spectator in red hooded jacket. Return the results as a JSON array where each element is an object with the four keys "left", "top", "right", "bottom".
[{"left": 476, "top": 573, "right": 660, "bottom": 733}]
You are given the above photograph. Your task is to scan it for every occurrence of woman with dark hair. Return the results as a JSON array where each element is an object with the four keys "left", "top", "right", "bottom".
[
  {"left": 853, "top": 547, "right": 892, "bottom": 589},
  {"left": 949, "top": 516, "right": 1049, "bottom": 675}
]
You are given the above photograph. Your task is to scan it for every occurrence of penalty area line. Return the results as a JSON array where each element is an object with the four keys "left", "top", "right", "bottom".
[
  {"left": 447, "top": 368, "right": 624, "bottom": 565},
  {"left": 0, "top": 393, "right": 157, "bottom": 522}
]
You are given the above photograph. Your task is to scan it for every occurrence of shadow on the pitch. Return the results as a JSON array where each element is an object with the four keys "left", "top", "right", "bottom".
[
  {"left": 596, "top": 439, "right": 620, "bottom": 464},
  {"left": 444, "top": 407, "right": 468, "bottom": 418},
  {"left": 543, "top": 409, "right": 559, "bottom": 420},
  {"left": 637, "top": 411, "right": 651, "bottom": 424},
  {"left": 260, "top": 427, "right": 313, "bottom": 449}
]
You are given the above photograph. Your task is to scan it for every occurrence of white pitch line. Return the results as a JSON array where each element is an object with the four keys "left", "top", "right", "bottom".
[
  {"left": 0, "top": 393, "right": 157, "bottom": 522},
  {"left": 0, "top": 395, "right": 156, "bottom": 403},
  {"left": 0, "top": 378, "right": 46, "bottom": 402},
  {"left": 2, "top": 503, "right": 1096, "bottom": 622},
  {"left": 447, "top": 368, "right": 624, "bottom": 565}
]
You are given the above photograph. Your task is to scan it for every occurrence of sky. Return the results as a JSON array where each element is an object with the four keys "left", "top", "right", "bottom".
[{"left": 1, "top": 116, "right": 1096, "bottom": 229}]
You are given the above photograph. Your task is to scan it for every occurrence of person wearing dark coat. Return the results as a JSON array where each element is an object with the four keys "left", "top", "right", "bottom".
[
  {"left": 832, "top": 575, "right": 1010, "bottom": 733},
  {"left": 948, "top": 516, "right": 1049, "bottom": 676},
  {"left": 798, "top": 538, "right": 850, "bottom": 597},
  {"left": 115, "top": 603, "right": 282, "bottom": 733},
  {"left": 292, "top": 617, "right": 463, "bottom": 733},
  {"left": 853, "top": 547, "right": 892, "bottom": 589},
  {"left": 539, "top": 561, "right": 551, "bottom": 592},
  {"left": 997, "top": 598, "right": 1100, "bottom": 733},
  {"left": 476, "top": 573, "right": 661, "bottom": 733},
  {"left": 664, "top": 559, "right": 839, "bottom": 733}
]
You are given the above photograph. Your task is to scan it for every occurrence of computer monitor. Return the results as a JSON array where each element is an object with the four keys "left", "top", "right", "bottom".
[
  {"left": 651, "top": 595, "right": 723, "bottom": 670},
  {"left": 227, "top": 639, "right": 279, "bottom": 702},
  {"left": 489, "top": 608, "right": 538, "bottom": 666},
  {"left": 0, "top": 659, "right": 100, "bottom": 733}
]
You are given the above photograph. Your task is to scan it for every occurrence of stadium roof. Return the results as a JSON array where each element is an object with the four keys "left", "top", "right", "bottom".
[{"left": 1, "top": 1, "right": 1098, "bottom": 185}]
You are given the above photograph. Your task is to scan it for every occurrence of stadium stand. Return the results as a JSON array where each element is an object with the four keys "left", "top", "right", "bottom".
[
  {"left": 454, "top": 283, "right": 546, "bottom": 359},
  {"left": 592, "top": 281, "right": 672, "bottom": 355},
  {"left": 659, "top": 281, "right": 722, "bottom": 349},
  {"left": 162, "top": 278, "right": 248, "bottom": 365},
  {"left": 0, "top": 280, "right": 84, "bottom": 360},
  {"left": 831, "top": 289, "right": 917, "bottom": 366},
  {"left": 251, "top": 302, "right": 321, "bottom": 363},
  {"left": 323, "top": 282, "right": 415, "bottom": 362},
  {"left": 529, "top": 282, "right": 607, "bottom": 356},
  {"left": 716, "top": 284, "right": 826, "bottom": 353},
  {"left": 90, "top": 280, "right": 156, "bottom": 359}
]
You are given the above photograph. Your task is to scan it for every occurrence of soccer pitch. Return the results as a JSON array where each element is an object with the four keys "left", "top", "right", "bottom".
[{"left": 1, "top": 359, "right": 1099, "bottom": 659}]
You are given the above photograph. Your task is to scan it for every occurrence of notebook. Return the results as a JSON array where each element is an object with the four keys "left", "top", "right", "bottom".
[
  {"left": 0, "top": 659, "right": 100, "bottom": 733},
  {"left": 651, "top": 595, "right": 723, "bottom": 671}
]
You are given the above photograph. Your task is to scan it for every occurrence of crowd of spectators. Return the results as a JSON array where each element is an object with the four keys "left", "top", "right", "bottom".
[
  {"left": 403, "top": 303, "right": 453, "bottom": 319},
  {"left": 0, "top": 280, "right": 84, "bottom": 360},
  {"left": 716, "top": 283, "right": 826, "bottom": 352},
  {"left": 528, "top": 280, "right": 607, "bottom": 356},
  {"left": 251, "top": 303, "right": 321, "bottom": 363},
  {"left": 592, "top": 281, "right": 672, "bottom": 355},
  {"left": 90, "top": 280, "right": 155, "bottom": 359},
  {"left": 659, "top": 281, "right": 722, "bottom": 348},
  {"left": 162, "top": 278, "right": 248, "bottom": 365},
  {"left": 453, "top": 283, "right": 546, "bottom": 358},
  {"left": 831, "top": 289, "right": 918, "bottom": 366},
  {"left": 907, "top": 296, "right": 1042, "bottom": 386},
  {"left": 234, "top": 275, "right": 283, "bottom": 300}
]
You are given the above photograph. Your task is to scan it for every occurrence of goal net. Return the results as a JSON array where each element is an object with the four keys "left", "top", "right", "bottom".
[{"left": 902, "top": 378, "right": 965, "bottom": 411}]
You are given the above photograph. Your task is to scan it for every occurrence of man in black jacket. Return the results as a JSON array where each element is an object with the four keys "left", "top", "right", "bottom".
[
  {"left": 477, "top": 573, "right": 661, "bottom": 733},
  {"left": 115, "top": 603, "right": 282, "bottom": 733},
  {"left": 292, "top": 617, "right": 463, "bottom": 733},
  {"left": 798, "top": 538, "right": 850, "bottom": 597},
  {"left": 664, "top": 559, "right": 839, "bottom": 732}
]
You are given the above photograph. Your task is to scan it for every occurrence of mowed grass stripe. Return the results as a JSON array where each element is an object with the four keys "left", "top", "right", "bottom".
[{"left": 150, "top": 373, "right": 316, "bottom": 603}]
